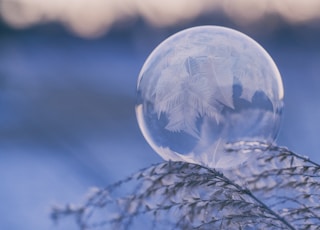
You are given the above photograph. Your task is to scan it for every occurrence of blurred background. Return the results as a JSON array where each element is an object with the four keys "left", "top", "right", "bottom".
[{"left": 0, "top": 0, "right": 320, "bottom": 229}]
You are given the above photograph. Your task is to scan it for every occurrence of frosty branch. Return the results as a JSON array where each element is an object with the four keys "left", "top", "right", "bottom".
[{"left": 51, "top": 145, "right": 320, "bottom": 230}]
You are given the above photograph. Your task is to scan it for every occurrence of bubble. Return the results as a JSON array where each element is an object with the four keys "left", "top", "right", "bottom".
[{"left": 136, "top": 26, "right": 284, "bottom": 169}]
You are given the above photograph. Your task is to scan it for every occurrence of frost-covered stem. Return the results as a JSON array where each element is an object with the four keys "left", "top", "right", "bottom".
[
  {"left": 244, "top": 190, "right": 295, "bottom": 230},
  {"left": 268, "top": 145, "right": 320, "bottom": 168},
  {"left": 211, "top": 168, "right": 296, "bottom": 230},
  {"left": 286, "top": 149, "right": 320, "bottom": 168}
]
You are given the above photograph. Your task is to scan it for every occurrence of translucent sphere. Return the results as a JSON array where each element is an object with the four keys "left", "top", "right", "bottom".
[{"left": 136, "top": 26, "right": 284, "bottom": 169}]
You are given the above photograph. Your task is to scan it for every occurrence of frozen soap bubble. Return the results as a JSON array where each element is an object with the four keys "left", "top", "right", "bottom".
[{"left": 136, "top": 26, "right": 284, "bottom": 169}]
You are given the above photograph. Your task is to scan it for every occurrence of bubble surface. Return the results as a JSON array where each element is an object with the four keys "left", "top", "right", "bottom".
[{"left": 136, "top": 26, "right": 284, "bottom": 169}]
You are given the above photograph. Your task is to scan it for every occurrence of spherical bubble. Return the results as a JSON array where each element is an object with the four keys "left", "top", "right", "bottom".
[{"left": 136, "top": 26, "right": 284, "bottom": 169}]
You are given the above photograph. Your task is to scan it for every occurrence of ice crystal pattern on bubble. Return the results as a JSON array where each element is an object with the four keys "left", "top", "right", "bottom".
[
  {"left": 154, "top": 56, "right": 234, "bottom": 138},
  {"left": 137, "top": 26, "right": 283, "bottom": 168},
  {"left": 151, "top": 47, "right": 277, "bottom": 139}
]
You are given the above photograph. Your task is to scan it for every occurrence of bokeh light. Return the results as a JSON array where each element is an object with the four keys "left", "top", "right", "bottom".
[{"left": 1, "top": 0, "right": 320, "bottom": 38}]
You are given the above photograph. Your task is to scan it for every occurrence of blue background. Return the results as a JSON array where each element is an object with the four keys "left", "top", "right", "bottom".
[{"left": 0, "top": 5, "right": 320, "bottom": 229}]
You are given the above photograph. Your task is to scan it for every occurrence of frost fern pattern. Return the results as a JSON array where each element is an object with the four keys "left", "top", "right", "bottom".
[{"left": 154, "top": 56, "right": 233, "bottom": 138}]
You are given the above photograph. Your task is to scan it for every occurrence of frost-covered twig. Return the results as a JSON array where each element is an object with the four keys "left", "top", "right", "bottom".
[
  {"left": 225, "top": 144, "right": 320, "bottom": 229},
  {"left": 52, "top": 146, "right": 320, "bottom": 229}
]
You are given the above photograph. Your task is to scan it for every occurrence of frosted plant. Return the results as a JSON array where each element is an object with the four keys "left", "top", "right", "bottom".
[{"left": 51, "top": 146, "right": 320, "bottom": 229}]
